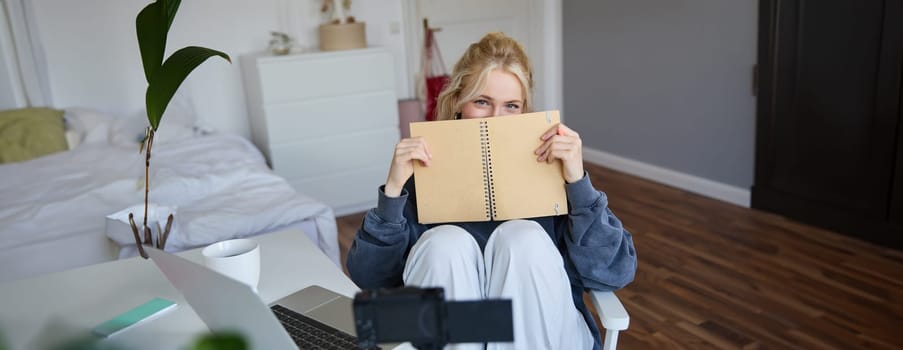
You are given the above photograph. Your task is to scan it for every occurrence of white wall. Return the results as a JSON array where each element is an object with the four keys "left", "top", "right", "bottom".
[
  {"left": 25, "top": 0, "right": 409, "bottom": 138},
  {"left": 400, "top": 0, "right": 562, "bottom": 113},
  {"left": 0, "top": 1, "right": 25, "bottom": 109}
]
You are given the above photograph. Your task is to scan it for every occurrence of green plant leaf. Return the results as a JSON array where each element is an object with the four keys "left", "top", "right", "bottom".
[
  {"left": 162, "top": 0, "right": 182, "bottom": 33},
  {"left": 136, "top": 0, "right": 182, "bottom": 83},
  {"left": 145, "top": 46, "right": 230, "bottom": 130},
  {"left": 136, "top": 2, "right": 164, "bottom": 83},
  {"left": 191, "top": 333, "right": 247, "bottom": 350}
]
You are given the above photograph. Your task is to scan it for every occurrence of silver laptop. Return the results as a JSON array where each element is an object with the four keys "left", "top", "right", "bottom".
[{"left": 146, "top": 247, "right": 364, "bottom": 349}]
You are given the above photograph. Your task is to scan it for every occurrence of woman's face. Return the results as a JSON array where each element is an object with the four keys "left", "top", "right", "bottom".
[{"left": 460, "top": 69, "right": 525, "bottom": 119}]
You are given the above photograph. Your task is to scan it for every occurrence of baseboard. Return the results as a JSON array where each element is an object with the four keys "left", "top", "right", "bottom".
[{"left": 582, "top": 147, "right": 751, "bottom": 208}]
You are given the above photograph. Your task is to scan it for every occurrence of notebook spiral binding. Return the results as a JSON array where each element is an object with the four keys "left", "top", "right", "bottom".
[{"left": 479, "top": 120, "right": 495, "bottom": 220}]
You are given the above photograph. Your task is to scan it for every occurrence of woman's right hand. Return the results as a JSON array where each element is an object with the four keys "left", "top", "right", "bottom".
[{"left": 384, "top": 137, "right": 432, "bottom": 197}]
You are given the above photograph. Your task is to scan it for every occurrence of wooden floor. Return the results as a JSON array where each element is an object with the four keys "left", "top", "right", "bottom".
[{"left": 335, "top": 162, "right": 903, "bottom": 349}]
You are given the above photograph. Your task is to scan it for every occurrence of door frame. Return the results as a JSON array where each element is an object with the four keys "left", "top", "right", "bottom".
[{"left": 400, "top": 0, "right": 563, "bottom": 112}]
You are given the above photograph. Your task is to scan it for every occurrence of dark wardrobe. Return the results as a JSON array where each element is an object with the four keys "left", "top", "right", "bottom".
[{"left": 753, "top": 0, "right": 903, "bottom": 250}]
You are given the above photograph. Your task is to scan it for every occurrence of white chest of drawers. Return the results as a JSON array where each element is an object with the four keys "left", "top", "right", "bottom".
[{"left": 241, "top": 48, "right": 399, "bottom": 215}]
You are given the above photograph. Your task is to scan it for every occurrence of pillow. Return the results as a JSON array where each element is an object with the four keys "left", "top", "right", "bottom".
[
  {"left": 63, "top": 107, "right": 116, "bottom": 147},
  {"left": 109, "top": 113, "right": 148, "bottom": 146},
  {"left": 109, "top": 112, "right": 200, "bottom": 147},
  {"left": 0, "top": 107, "right": 68, "bottom": 163},
  {"left": 110, "top": 93, "right": 200, "bottom": 147},
  {"left": 64, "top": 129, "right": 82, "bottom": 149}
]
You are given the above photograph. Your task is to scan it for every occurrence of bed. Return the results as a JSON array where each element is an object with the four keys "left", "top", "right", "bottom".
[{"left": 0, "top": 107, "right": 340, "bottom": 283}]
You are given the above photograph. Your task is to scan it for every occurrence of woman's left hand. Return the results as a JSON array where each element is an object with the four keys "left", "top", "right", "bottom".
[{"left": 536, "top": 123, "right": 584, "bottom": 183}]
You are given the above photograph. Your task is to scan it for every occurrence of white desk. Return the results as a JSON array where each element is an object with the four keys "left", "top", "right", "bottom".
[{"left": 0, "top": 229, "right": 359, "bottom": 350}]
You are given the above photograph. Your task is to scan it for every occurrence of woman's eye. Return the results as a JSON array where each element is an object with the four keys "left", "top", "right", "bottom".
[
  {"left": 507, "top": 103, "right": 521, "bottom": 110},
  {"left": 474, "top": 99, "right": 489, "bottom": 106}
]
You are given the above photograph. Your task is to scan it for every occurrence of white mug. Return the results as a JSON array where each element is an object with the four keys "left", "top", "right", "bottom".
[{"left": 202, "top": 239, "right": 260, "bottom": 293}]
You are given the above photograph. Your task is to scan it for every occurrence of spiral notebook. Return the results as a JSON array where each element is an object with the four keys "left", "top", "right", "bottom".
[{"left": 410, "top": 110, "right": 567, "bottom": 224}]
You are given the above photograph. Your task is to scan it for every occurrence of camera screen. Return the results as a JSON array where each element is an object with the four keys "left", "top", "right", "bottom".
[
  {"left": 371, "top": 297, "right": 443, "bottom": 343},
  {"left": 354, "top": 287, "right": 512, "bottom": 347}
]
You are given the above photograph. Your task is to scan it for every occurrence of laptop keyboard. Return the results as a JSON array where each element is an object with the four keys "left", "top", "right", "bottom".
[{"left": 271, "top": 304, "right": 370, "bottom": 350}]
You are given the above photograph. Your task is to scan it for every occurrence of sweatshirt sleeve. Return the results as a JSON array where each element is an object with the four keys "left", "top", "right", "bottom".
[
  {"left": 564, "top": 172, "right": 637, "bottom": 291},
  {"left": 345, "top": 185, "right": 415, "bottom": 289}
]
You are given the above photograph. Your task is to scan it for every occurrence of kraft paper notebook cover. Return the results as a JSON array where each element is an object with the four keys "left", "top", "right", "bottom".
[{"left": 410, "top": 110, "right": 567, "bottom": 224}]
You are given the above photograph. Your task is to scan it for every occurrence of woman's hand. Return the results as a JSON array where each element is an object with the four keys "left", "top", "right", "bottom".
[
  {"left": 536, "top": 123, "right": 584, "bottom": 183},
  {"left": 385, "top": 137, "right": 432, "bottom": 197}
]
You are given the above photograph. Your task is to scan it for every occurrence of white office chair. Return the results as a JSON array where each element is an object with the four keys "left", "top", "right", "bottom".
[{"left": 589, "top": 290, "right": 630, "bottom": 350}]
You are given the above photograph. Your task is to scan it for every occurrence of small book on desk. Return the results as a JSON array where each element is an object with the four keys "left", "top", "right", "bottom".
[
  {"left": 410, "top": 110, "right": 567, "bottom": 224},
  {"left": 92, "top": 297, "right": 177, "bottom": 338}
]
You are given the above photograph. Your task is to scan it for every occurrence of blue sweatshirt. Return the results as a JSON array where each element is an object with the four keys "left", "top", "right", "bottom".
[{"left": 346, "top": 173, "right": 637, "bottom": 349}]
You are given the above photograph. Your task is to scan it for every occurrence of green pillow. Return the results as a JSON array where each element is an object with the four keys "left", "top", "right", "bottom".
[{"left": 0, "top": 107, "right": 68, "bottom": 164}]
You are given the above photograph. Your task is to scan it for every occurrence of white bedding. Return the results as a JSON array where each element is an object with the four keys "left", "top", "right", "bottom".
[{"left": 0, "top": 131, "right": 339, "bottom": 282}]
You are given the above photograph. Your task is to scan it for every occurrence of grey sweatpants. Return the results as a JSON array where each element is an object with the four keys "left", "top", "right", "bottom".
[{"left": 403, "top": 220, "right": 594, "bottom": 350}]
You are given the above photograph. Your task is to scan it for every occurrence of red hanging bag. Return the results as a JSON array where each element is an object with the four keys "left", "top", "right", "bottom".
[{"left": 421, "top": 20, "right": 449, "bottom": 121}]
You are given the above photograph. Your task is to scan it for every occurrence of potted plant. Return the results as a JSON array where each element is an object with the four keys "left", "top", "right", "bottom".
[
  {"left": 128, "top": 0, "right": 231, "bottom": 259},
  {"left": 268, "top": 31, "right": 294, "bottom": 55},
  {"left": 0, "top": 2, "right": 245, "bottom": 349}
]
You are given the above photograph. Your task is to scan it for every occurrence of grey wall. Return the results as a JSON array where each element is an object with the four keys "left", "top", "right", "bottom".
[{"left": 563, "top": 0, "right": 757, "bottom": 188}]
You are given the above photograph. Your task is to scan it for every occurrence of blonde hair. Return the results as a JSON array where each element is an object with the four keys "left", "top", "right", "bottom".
[{"left": 435, "top": 32, "right": 533, "bottom": 120}]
